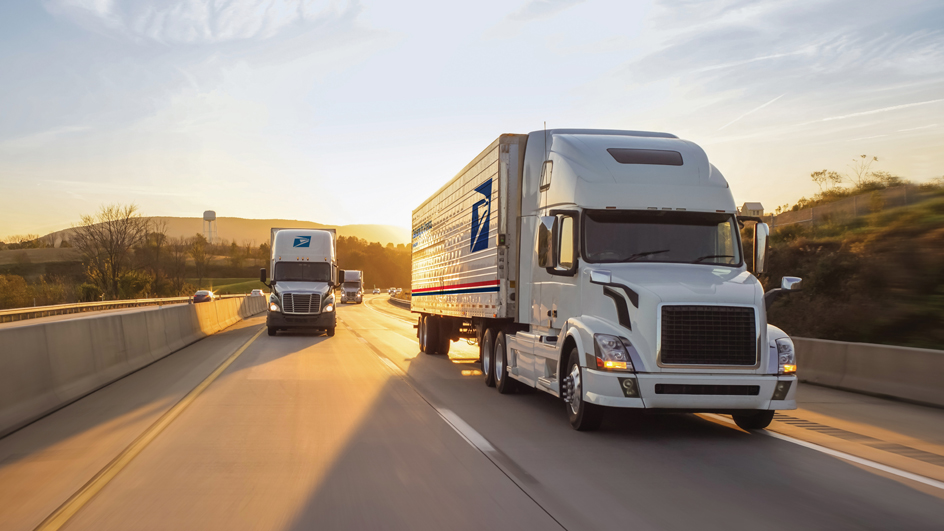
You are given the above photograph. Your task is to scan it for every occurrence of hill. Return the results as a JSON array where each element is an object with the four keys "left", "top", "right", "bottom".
[{"left": 41, "top": 217, "right": 409, "bottom": 247}]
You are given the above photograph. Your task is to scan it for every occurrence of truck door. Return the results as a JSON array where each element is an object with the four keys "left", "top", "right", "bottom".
[{"left": 533, "top": 211, "right": 579, "bottom": 383}]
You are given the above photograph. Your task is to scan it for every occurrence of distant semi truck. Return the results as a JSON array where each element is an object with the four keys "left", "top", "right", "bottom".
[
  {"left": 341, "top": 270, "right": 364, "bottom": 304},
  {"left": 411, "top": 129, "right": 802, "bottom": 431},
  {"left": 261, "top": 228, "right": 339, "bottom": 337}
]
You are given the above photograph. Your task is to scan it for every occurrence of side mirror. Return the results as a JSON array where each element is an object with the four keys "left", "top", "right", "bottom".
[
  {"left": 781, "top": 276, "right": 802, "bottom": 291},
  {"left": 753, "top": 222, "right": 770, "bottom": 274},
  {"left": 259, "top": 268, "right": 267, "bottom": 283},
  {"left": 537, "top": 216, "right": 557, "bottom": 268}
]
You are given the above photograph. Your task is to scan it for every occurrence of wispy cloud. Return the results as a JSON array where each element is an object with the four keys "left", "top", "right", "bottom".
[
  {"left": 507, "top": 0, "right": 585, "bottom": 22},
  {"left": 820, "top": 99, "right": 944, "bottom": 122},
  {"left": 718, "top": 93, "right": 785, "bottom": 131},
  {"left": 44, "top": 0, "right": 358, "bottom": 43},
  {"left": 898, "top": 124, "right": 938, "bottom": 132}
]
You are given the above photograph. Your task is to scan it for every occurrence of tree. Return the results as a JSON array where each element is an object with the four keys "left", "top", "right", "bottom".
[
  {"left": 189, "top": 234, "right": 210, "bottom": 287},
  {"left": 167, "top": 236, "right": 190, "bottom": 294},
  {"left": 810, "top": 169, "right": 843, "bottom": 192},
  {"left": 229, "top": 242, "right": 244, "bottom": 268},
  {"left": 139, "top": 220, "right": 169, "bottom": 295},
  {"left": 847, "top": 155, "right": 879, "bottom": 188},
  {"left": 71, "top": 204, "right": 149, "bottom": 299}
]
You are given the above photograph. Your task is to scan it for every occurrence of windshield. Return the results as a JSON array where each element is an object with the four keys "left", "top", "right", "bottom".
[
  {"left": 343, "top": 282, "right": 360, "bottom": 288},
  {"left": 274, "top": 262, "right": 331, "bottom": 282},
  {"left": 583, "top": 210, "right": 741, "bottom": 266}
]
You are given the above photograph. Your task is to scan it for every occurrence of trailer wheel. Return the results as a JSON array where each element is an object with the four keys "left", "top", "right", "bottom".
[
  {"left": 732, "top": 411, "right": 775, "bottom": 430},
  {"left": 425, "top": 316, "right": 442, "bottom": 355},
  {"left": 481, "top": 328, "right": 496, "bottom": 387},
  {"left": 564, "top": 348, "right": 603, "bottom": 431},
  {"left": 494, "top": 332, "right": 518, "bottom": 394},
  {"left": 418, "top": 315, "right": 428, "bottom": 353},
  {"left": 267, "top": 327, "right": 277, "bottom": 337}
]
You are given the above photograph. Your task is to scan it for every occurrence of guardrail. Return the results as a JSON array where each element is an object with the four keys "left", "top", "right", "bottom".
[
  {"left": 388, "top": 296, "right": 411, "bottom": 309},
  {"left": 0, "top": 294, "right": 249, "bottom": 324}
]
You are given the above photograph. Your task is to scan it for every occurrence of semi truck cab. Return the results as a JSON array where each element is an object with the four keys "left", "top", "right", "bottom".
[
  {"left": 261, "top": 229, "right": 339, "bottom": 337},
  {"left": 341, "top": 270, "right": 364, "bottom": 304}
]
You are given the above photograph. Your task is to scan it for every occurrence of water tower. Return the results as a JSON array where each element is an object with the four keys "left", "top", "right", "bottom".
[{"left": 203, "top": 210, "right": 218, "bottom": 244}]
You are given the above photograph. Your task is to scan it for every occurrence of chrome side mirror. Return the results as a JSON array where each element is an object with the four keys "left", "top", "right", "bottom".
[
  {"left": 537, "top": 216, "right": 557, "bottom": 268},
  {"left": 753, "top": 222, "right": 770, "bottom": 274},
  {"left": 781, "top": 276, "right": 802, "bottom": 291}
]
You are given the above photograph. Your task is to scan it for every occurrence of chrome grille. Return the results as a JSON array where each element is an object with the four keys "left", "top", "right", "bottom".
[
  {"left": 660, "top": 305, "right": 756, "bottom": 365},
  {"left": 282, "top": 293, "right": 321, "bottom": 315}
]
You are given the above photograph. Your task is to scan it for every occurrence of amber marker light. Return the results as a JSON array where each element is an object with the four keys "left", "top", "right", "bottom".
[
  {"left": 603, "top": 360, "right": 627, "bottom": 370},
  {"left": 461, "top": 370, "right": 483, "bottom": 376},
  {"left": 782, "top": 364, "right": 797, "bottom": 374}
]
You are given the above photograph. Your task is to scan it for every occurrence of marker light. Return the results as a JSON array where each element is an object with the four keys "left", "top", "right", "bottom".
[{"left": 782, "top": 364, "right": 797, "bottom": 374}]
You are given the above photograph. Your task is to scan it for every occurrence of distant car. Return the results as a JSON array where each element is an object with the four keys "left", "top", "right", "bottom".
[
  {"left": 396, "top": 288, "right": 403, "bottom": 294},
  {"left": 250, "top": 289, "right": 265, "bottom": 297},
  {"left": 193, "top": 290, "right": 216, "bottom": 303},
  {"left": 373, "top": 288, "right": 380, "bottom": 294}
]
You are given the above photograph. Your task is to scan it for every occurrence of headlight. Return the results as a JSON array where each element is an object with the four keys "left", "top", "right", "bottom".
[
  {"left": 269, "top": 302, "right": 280, "bottom": 312},
  {"left": 593, "top": 334, "right": 635, "bottom": 372},
  {"left": 775, "top": 337, "right": 796, "bottom": 374},
  {"left": 323, "top": 303, "right": 334, "bottom": 312}
]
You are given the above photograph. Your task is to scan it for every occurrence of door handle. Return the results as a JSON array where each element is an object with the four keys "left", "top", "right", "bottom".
[{"left": 547, "top": 310, "right": 557, "bottom": 317}]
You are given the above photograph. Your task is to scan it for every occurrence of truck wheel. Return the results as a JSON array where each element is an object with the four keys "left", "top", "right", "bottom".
[
  {"left": 326, "top": 327, "right": 336, "bottom": 337},
  {"left": 425, "top": 316, "right": 442, "bottom": 355},
  {"left": 437, "top": 318, "right": 451, "bottom": 356},
  {"left": 494, "top": 332, "right": 518, "bottom": 394},
  {"left": 481, "top": 328, "right": 496, "bottom": 387},
  {"left": 732, "top": 411, "right": 775, "bottom": 430},
  {"left": 565, "top": 348, "right": 603, "bottom": 431},
  {"left": 267, "top": 327, "right": 277, "bottom": 336},
  {"left": 418, "top": 315, "right": 427, "bottom": 352}
]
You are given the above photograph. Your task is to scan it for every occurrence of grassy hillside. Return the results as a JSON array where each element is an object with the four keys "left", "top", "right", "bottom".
[
  {"left": 42, "top": 217, "right": 409, "bottom": 247},
  {"left": 759, "top": 189, "right": 944, "bottom": 349}
]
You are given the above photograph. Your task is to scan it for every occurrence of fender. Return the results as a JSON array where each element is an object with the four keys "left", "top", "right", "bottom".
[{"left": 559, "top": 318, "right": 596, "bottom": 377}]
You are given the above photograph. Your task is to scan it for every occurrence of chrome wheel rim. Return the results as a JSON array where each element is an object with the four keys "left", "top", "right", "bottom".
[{"left": 568, "top": 364, "right": 581, "bottom": 415}]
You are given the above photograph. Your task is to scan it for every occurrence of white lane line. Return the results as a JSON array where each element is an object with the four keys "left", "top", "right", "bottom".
[
  {"left": 437, "top": 408, "right": 496, "bottom": 453},
  {"left": 379, "top": 357, "right": 401, "bottom": 374},
  {"left": 702, "top": 414, "right": 944, "bottom": 491}
]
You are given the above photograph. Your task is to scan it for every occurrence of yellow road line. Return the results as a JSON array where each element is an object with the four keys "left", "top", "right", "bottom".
[{"left": 35, "top": 326, "right": 266, "bottom": 531}]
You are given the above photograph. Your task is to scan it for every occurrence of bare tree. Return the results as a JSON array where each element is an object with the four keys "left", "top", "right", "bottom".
[
  {"left": 810, "top": 169, "right": 843, "bottom": 192},
  {"left": 71, "top": 204, "right": 149, "bottom": 299},
  {"left": 847, "top": 155, "right": 879, "bottom": 188},
  {"left": 139, "top": 220, "right": 169, "bottom": 294}
]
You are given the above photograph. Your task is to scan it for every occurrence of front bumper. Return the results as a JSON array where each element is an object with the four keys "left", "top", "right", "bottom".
[
  {"left": 582, "top": 370, "right": 797, "bottom": 411},
  {"left": 267, "top": 311, "right": 336, "bottom": 329}
]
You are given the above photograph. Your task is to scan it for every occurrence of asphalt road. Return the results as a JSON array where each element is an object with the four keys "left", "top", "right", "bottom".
[{"left": 2, "top": 295, "right": 943, "bottom": 530}]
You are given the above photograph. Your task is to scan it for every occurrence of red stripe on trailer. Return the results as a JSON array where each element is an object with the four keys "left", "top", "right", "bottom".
[{"left": 411, "top": 280, "right": 500, "bottom": 294}]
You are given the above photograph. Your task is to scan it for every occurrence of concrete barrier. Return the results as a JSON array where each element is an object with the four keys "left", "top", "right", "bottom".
[
  {"left": 795, "top": 337, "right": 944, "bottom": 407},
  {"left": 0, "top": 296, "right": 265, "bottom": 438}
]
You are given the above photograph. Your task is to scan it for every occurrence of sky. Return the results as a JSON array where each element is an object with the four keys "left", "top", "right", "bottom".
[{"left": 1, "top": 0, "right": 942, "bottom": 237}]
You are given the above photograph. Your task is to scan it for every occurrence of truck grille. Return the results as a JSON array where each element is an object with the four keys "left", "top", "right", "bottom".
[
  {"left": 660, "top": 306, "right": 756, "bottom": 366},
  {"left": 282, "top": 293, "right": 321, "bottom": 315}
]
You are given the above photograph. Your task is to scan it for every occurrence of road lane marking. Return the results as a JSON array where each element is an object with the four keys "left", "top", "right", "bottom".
[
  {"left": 437, "top": 409, "right": 496, "bottom": 453},
  {"left": 34, "top": 327, "right": 266, "bottom": 531},
  {"left": 363, "top": 296, "right": 416, "bottom": 325},
  {"left": 702, "top": 413, "right": 944, "bottom": 491}
]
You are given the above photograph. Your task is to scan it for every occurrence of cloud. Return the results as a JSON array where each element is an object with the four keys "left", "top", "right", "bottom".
[
  {"left": 718, "top": 93, "right": 785, "bottom": 131},
  {"left": 820, "top": 99, "right": 944, "bottom": 122},
  {"left": 43, "top": 0, "right": 359, "bottom": 43},
  {"left": 506, "top": 0, "right": 585, "bottom": 22}
]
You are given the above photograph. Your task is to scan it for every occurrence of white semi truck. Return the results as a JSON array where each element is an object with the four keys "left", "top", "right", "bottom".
[
  {"left": 341, "top": 270, "right": 364, "bottom": 304},
  {"left": 411, "top": 129, "right": 802, "bottom": 431},
  {"left": 261, "top": 228, "right": 339, "bottom": 337}
]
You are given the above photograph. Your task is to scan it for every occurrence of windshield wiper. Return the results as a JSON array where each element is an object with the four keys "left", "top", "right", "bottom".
[
  {"left": 617, "top": 249, "right": 670, "bottom": 263},
  {"left": 692, "top": 254, "right": 734, "bottom": 263}
]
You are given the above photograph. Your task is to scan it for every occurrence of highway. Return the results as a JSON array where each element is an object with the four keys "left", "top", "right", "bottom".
[{"left": 1, "top": 295, "right": 943, "bottom": 530}]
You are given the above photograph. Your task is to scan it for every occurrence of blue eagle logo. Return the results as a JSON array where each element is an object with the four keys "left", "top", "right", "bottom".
[
  {"left": 470, "top": 179, "right": 491, "bottom": 253},
  {"left": 293, "top": 236, "right": 311, "bottom": 248}
]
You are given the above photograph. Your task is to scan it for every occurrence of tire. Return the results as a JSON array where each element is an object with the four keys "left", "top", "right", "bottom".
[
  {"left": 267, "top": 327, "right": 277, "bottom": 336},
  {"left": 418, "top": 315, "right": 428, "bottom": 353},
  {"left": 326, "top": 327, "right": 336, "bottom": 337},
  {"left": 733, "top": 410, "right": 775, "bottom": 430},
  {"left": 436, "top": 317, "right": 451, "bottom": 356},
  {"left": 565, "top": 348, "right": 603, "bottom": 431},
  {"left": 481, "top": 328, "right": 496, "bottom": 387},
  {"left": 425, "top": 316, "right": 442, "bottom": 355},
  {"left": 494, "top": 332, "right": 518, "bottom": 394}
]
